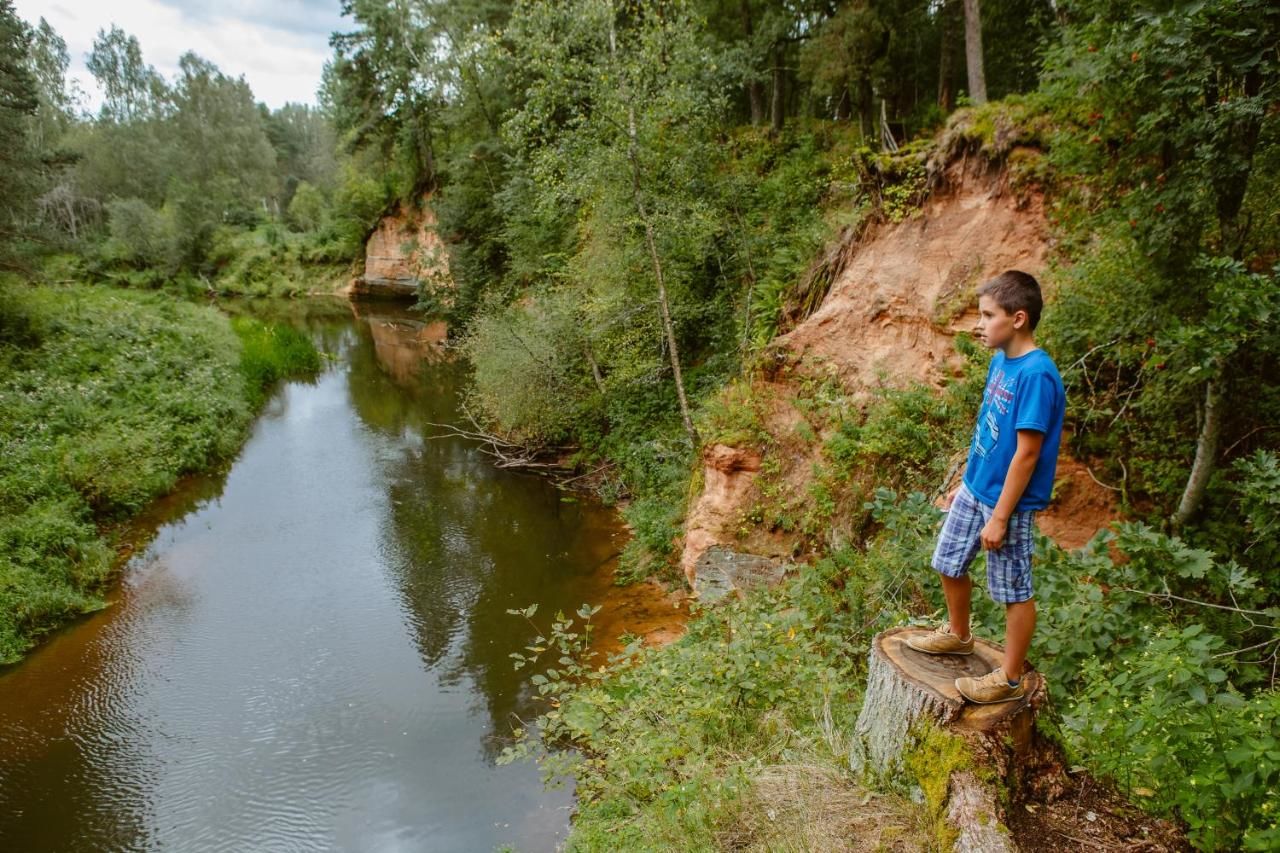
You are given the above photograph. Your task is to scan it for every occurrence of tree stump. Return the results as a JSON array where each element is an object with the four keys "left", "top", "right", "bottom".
[{"left": 850, "top": 626, "right": 1066, "bottom": 850}]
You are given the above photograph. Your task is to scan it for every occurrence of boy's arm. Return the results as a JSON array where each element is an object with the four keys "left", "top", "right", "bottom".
[{"left": 979, "top": 429, "right": 1044, "bottom": 550}]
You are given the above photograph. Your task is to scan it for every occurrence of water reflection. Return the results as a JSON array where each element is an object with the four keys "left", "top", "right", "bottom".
[{"left": 0, "top": 298, "right": 653, "bottom": 852}]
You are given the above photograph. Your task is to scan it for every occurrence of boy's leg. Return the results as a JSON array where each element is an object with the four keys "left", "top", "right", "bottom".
[
  {"left": 942, "top": 574, "right": 973, "bottom": 640},
  {"left": 955, "top": 507, "right": 1037, "bottom": 703},
  {"left": 1002, "top": 599, "right": 1036, "bottom": 681}
]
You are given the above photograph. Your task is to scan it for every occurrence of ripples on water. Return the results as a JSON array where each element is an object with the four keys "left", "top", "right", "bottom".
[{"left": 0, "top": 301, "right": 633, "bottom": 852}]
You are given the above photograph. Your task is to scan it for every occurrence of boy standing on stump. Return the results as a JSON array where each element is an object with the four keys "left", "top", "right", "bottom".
[{"left": 907, "top": 270, "right": 1066, "bottom": 704}]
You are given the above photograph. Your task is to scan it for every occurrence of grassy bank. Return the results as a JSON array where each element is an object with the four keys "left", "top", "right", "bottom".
[
  {"left": 0, "top": 280, "right": 319, "bottom": 664},
  {"left": 502, "top": 494, "right": 964, "bottom": 851}
]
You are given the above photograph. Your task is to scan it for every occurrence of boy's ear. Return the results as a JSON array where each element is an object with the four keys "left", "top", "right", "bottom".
[{"left": 1013, "top": 309, "right": 1028, "bottom": 330}]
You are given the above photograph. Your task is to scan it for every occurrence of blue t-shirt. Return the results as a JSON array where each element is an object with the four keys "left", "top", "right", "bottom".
[{"left": 962, "top": 347, "right": 1065, "bottom": 512}]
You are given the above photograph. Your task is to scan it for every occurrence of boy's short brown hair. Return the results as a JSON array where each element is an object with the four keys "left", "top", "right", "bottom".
[{"left": 978, "top": 270, "right": 1043, "bottom": 330}]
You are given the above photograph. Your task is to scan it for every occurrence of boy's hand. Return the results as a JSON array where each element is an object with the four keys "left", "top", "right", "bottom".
[
  {"left": 980, "top": 516, "right": 1008, "bottom": 550},
  {"left": 935, "top": 482, "right": 961, "bottom": 511}
]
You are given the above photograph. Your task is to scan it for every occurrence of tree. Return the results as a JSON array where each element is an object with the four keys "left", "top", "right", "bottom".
[
  {"left": 86, "top": 25, "right": 166, "bottom": 123},
  {"left": 168, "top": 52, "right": 278, "bottom": 258},
  {"left": 263, "top": 103, "right": 339, "bottom": 211},
  {"left": 963, "top": 0, "right": 987, "bottom": 103},
  {"left": 26, "top": 18, "right": 76, "bottom": 156},
  {"left": 0, "top": 0, "right": 39, "bottom": 266},
  {"left": 1043, "top": 0, "right": 1280, "bottom": 526},
  {"left": 286, "top": 181, "right": 326, "bottom": 232},
  {"left": 78, "top": 26, "right": 170, "bottom": 205},
  {"left": 501, "top": 0, "right": 737, "bottom": 448}
]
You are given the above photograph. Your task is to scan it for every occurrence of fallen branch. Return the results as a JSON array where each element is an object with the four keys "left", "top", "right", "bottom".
[
  {"left": 421, "top": 417, "right": 566, "bottom": 470},
  {"left": 1084, "top": 464, "right": 1123, "bottom": 492},
  {"left": 1114, "top": 585, "right": 1276, "bottom": 619}
]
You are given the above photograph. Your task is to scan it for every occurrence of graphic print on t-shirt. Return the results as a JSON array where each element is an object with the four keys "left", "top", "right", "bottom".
[
  {"left": 973, "top": 367, "right": 1015, "bottom": 459},
  {"left": 963, "top": 348, "right": 1066, "bottom": 512}
]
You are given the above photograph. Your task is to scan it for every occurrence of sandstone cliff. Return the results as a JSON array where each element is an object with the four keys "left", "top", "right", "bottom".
[{"left": 348, "top": 191, "right": 452, "bottom": 300}]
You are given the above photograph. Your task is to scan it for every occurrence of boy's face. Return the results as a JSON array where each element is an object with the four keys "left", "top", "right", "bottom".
[{"left": 975, "top": 294, "right": 1025, "bottom": 349}]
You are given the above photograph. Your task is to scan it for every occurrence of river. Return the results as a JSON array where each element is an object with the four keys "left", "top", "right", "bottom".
[{"left": 0, "top": 299, "right": 681, "bottom": 852}]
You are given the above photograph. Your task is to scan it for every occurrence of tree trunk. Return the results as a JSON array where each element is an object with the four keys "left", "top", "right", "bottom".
[
  {"left": 850, "top": 627, "right": 1065, "bottom": 844},
  {"left": 733, "top": 207, "right": 757, "bottom": 354},
  {"left": 609, "top": 4, "right": 700, "bottom": 449},
  {"left": 855, "top": 75, "right": 875, "bottom": 141},
  {"left": 770, "top": 46, "right": 785, "bottom": 135},
  {"left": 740, "top": 0, "right": 766, "bottom": 126},
  {"left": 748, "top": 82, "right": 767, "bottom": 125},
  {"left": 963, "top": 0, "right": 987, "bottom": 105},
  {"left": 635, "top": 197, "right": 699, "bottom": 449},
  {"left": 937, "top": 0, "right": 954, "bottom": 111},
  {"left": 584, "top": 344, "right": 606, "bottom": 394},
  {"left": 1174, "top": 373, "right": 1223, "bottom": 528}
]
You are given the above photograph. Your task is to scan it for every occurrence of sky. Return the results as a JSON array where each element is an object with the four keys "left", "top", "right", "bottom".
[{"left": 17, "top": 0, "right": 350, "bottom": 110}]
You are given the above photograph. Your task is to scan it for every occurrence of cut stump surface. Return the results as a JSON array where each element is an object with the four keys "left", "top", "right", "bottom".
[{"left": 879, "top": 626, "right": 1044, "bottom": 730}]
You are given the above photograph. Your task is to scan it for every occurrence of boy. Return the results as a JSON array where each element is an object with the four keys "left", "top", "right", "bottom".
[{"left": 906, "top": 270, "right": 1066, "bottom": 704}]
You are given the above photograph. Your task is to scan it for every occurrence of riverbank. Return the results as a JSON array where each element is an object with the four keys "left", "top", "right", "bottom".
[{"left": 0, "top": 279, "right": 319, "bottom": 664}]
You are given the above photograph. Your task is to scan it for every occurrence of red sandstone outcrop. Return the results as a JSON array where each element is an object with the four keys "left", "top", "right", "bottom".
[
  {"left": 681, "top": 444, "right": 763, "bottom": 585},
  {"left": 347, "top": 191, "right": 451, "bottom": 299}
]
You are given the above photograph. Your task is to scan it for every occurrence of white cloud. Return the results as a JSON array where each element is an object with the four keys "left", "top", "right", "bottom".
[{"left": 16, "top": 0, "right": 349, "bottom": 110}]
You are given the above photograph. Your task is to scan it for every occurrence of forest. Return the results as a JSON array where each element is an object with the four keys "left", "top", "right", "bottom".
[{"left": 1, "top": 0, "right": 1278, "bottom": 849}]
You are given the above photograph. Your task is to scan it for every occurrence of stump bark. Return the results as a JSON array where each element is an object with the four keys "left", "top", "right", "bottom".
[{"left": 850, "top": 626, "right": 1066, "bottom": 850}]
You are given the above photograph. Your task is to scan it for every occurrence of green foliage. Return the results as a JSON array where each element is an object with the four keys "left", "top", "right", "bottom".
[
  {"left": 320, "top": 161, "right": 389, "bottom": 261},
  {"left": 287, "top": 181, "right": 326, "bottom": 232},
  {"left": 6, "top": 13, "right": 354, "bottom": 281},
  {"left": 500, "top": 564, "right": 879, "bottom": 849},
  {"left": 1039, "top": 0, "right": 1280, "bottom": 523},
  {"left": 694, "top": 379, "right": 770, "bottom": 449},
  {"left": 827, "top": 334, "right": 986, "bottom": 491},
  {"left": 0, "top": 0, "right": 40, "bottom": 267},
  {"left": 0, "top": 281, "right": 318, "bottom": 663},
  {"left": 726, "top": 123, "right": 868, "bottom": 346},
  {"left": 102, "top": 198, "right": 178, "bottom": 270},
  {"left": 459, "top": 287, "right": 599, "bottom": 447},
  {"left": 1062, "top": 633, "right": 1279, "bottom": 850},
  {"left": 1230, "top": 450, "right": 1280, "bottom": 569},
  {"left": 971, "top": 518, "right": 1280, "bottom": 850},
  {"left": 205, "top": 226, "right": 349, "bottom": 298}
]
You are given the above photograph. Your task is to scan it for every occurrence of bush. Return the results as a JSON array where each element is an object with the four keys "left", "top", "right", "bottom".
[
  {"left": 102, "top": 197, "right": 178, "bottom": 271},
  {"left": 459, "top": 288, "right": 598, "bottom": 446},
  {"left": 231, "top": 316, "right": 322, "bottom": 407},
  {"left": 287, "top": 181, "right": 327, "bottom": 232}
]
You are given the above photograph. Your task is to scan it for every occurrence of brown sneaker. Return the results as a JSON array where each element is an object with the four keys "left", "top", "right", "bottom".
[
  {"left": 955, "top": 668, "right": 1026, "bottom": 704},
  {"left": 904, "top": 623, "right": 975, "bottom": 655}
]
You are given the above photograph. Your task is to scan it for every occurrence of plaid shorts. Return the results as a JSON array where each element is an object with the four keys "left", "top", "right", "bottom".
[{"left": 930, "top": 481, "right": 1037, "bottom": 604}]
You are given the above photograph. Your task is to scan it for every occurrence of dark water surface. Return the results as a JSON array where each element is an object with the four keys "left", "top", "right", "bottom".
[{"left": 0, "top": 300, "right": 630, "bottom": 852}]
